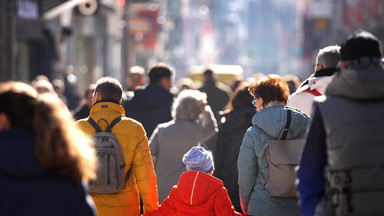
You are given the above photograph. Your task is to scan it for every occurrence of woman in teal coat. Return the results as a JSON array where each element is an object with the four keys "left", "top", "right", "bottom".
[{"left": 237, "top": 75, "right": 309, "bottom": 216}]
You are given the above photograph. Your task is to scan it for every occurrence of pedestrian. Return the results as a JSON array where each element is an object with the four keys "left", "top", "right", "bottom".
[
  {"left": 0, "top": 81, "right": 97, "bottom": 216},
  {"left": 238, "top": 74, "right": 309, "bottom": 216},
  {"left": 52, "top": 78, "right": 69, "bottom": 106},
  {"left": 150, "top": 89, "right": 217, "bottom": 203},
  {"left": 124, "top": 63, "right": 175, "bottom": 138},
  {"left": 288, "top": 45, "right": 341, "bottom": 116},
  {"left": 122, "top": 65, "right": 147, "bottom": 104},
  {"left": 198, "top": 67, "right": 232, "bottom": 121},
  {"left": 72, "top": 84, "right": 96, "bottom": 120},
  {"left": 297, "top": 29, "right": 384, "bottom": 216},
  {"left": 214, "top": 82, "right": 255, "bottom": 213},
  {"left": 143, "top": 146, "right": 244, "bottom": 216},
  {"left": 76, "top": 77, "right": 159, "bottom": 216}
]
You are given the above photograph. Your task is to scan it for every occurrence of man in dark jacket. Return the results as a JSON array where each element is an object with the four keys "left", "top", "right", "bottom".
[
  {"left": 198, "top": 67, "right": 232, "bottom": 121},
  {"left": 72, "top": 84, "right": 96, "bottom": 120},
  {"left": 297, "top": 30, "right": 384, "bottom": 216},
  {"left": 124, "top": 63, "right": 174, "bottom": 138}
]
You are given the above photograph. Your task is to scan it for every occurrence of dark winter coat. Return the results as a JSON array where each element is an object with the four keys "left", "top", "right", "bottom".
[
  {"left": 72, "top": 104, "right": 91, "bottom": 120},
  {"left": 297, "top": 60, "right": 384, "bottom": 216},
  {"left": 0, "top": 128, "right": 96, "bottom": 216},
  {"left": 214, "top": 107, "right": 255, "bottom": 213},
  {"left": 123, "top": 84, "right": 174, "bottom": 137},
  {"left": 198, "top": 80, "right": 232, "bottom": 120}
]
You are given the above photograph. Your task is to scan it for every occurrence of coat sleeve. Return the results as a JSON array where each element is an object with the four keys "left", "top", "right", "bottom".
[
  {"left": 142, "top": 187, "right": 177, "bottom": 216},
  {"left": 288, "top": 93, "right": 298, "bottom": 106},
  {"left": 199, "top": 106, "right": 218, "bottom": 140},
  {"left": 237, "top": 131, "right": 257, "bottom": 214},
  {"left": 132, "top": 125, "right": 159, "bottom": 213},
  {"left": 213, "top": 187, "right": 243, "bottom": 216},
  {"left": 297, "top": 104, "right": 327, "bottom": 216},
  {"left": 288, "top": 91, "right": 314, "bottom": 117},
  {"left": 149, "top": 126, "right": 160, "bottom": 167}
]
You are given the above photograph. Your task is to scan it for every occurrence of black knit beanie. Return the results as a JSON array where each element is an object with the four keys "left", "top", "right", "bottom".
[{"left": 340, "top": 29, "right": 382, "bottom": 61}]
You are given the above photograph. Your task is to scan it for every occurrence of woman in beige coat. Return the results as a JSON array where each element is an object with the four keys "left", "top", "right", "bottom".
[{"left": 149, "top": 89, "right": 218, "bottom": 203}]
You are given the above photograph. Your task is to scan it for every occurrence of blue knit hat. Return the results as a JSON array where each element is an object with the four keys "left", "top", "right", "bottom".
[{"left": 182, "top": 146, "right": 214, "bottom": 173}]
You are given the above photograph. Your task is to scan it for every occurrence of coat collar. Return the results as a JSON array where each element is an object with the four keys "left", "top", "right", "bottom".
[
  {"left": 90, "top": 101, "right": 125, "bottom": 116},
  {"left": 299, "top": 68, "right": 338, "bottom": 88}
]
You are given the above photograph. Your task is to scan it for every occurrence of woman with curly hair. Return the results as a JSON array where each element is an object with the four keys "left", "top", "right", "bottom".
[
  {"left": 237, "top": 75, "right": 309, "bottom": 216},
  {"left": 0, "top": 81, "right": 97, "bottom": 216},
  {"left": 149, "top": 89, "right": 218, "bottom": 203}
]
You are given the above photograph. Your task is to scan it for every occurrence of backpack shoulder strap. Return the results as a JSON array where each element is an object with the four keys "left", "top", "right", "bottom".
[
  {"left": 278, "top": 109, "right": 291, "bottom": 140},
  {"left": 125, "top": 165, "right": 133, "bottom": 183},
  {"left": 109, "top": 116, "right": 131, "bottom": 181},
  {"left": 305, "top": 88, "right": 322, "bottom": 96},
  {"left": 110, "top": 117, "right": 122, "bottom": 129},
  {"left": 88, "top": 117, "right": 122, "bottom": 133},
  {"left": 87, "top": 117, "right": 102, "bottom": 132}
]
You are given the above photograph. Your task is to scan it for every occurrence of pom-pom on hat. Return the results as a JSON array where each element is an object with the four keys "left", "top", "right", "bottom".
[
  {"left": 182, "top": 146, "right": 214, "bottom": 173},
  {"left": 340, "top": 29, "right": 382, "bottom": 61}
]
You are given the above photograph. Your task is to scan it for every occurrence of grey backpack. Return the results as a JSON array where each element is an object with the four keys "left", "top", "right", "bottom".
[
  {"left": 257, "top": 109, "right": 305, "bottom": 197},
  {"left": 87, "top": 117, "right": 132, "bottom": 194}
]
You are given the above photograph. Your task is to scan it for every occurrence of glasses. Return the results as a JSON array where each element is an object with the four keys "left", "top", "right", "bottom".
[{"left": 312, "top": 64, "right": 320, "bottom": 68}]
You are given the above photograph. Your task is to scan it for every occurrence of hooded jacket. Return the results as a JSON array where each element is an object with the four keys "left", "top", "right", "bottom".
[
  {"left": 288, "top": 68, "right": 337, "bottom": 116},
  {"left": 124, "top": 84, "right": 174, "bottom": 137},
  {"left": 0, "top": 128, "right": 96, "bottom": 216},
  {"left": 143, "top": 171, "right": 242, "bottom": 216},
  {"left": 297, "top": 60, "right": 384, "bottom": 216},
  {"left": 77, "top": 102, "right": 159, "bottom": 216},
  {"left": 238, "top": 105, "right": 309, "bottom": 216}
]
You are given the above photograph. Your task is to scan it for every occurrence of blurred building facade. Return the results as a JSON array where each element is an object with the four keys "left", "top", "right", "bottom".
[
  {"left": 0, "top": 0, "right": 126, "bottom": 95},
  {"left": 2, "top": 0, "right": 384, "bottom": 90},
  {"left": 300, "top": 0, "right": 384, "bottom": 78},
  {"left": 153, "top": 0, "right": 303, "bottom": 80}
]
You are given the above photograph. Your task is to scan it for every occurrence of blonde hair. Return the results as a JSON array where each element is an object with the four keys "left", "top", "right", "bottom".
[{"left": 0, "top": 81, "right": 96, "bottom": 185}]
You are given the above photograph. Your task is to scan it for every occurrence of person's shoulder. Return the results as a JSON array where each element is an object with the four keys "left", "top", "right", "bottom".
[
  {"left": 289, "top": 87, "right": 314, "bottom": 105},
  {"left": 76, "top": 118, "right": 91, "bottom": 128},
  {"left": 119, "top": 116, "right": 145, "bottom": 128},
  {"left": 112, "top": 116, "right": 147, "bottom": 137},
  {"left": 288, "top": 106, "right": 310, "bottom": 119}
]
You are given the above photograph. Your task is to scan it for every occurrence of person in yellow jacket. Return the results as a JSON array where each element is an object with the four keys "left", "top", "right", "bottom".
[{"left": 77, "top": 77, "right": 159, "bottom": 216}]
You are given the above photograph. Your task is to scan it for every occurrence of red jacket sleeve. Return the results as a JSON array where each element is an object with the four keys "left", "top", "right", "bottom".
[
  {"left": 143, "top": 188, "right": 177, "bottom": 216},
  {"left": 214, "top": 187, "right": 244, "bottom": 216}
]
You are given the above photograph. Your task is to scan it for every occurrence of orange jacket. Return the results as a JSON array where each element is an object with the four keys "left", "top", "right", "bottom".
[
  {"left": 144, "top": 171, "right": 243, "bottom": 216},
  {"left": 77, "top": 102, "right": 159, "bottom": 216}
]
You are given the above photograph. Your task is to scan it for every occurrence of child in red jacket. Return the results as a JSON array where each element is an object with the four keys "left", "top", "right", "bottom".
[{"left": 143, "top": 146, "right": 244, "bottom": 216}]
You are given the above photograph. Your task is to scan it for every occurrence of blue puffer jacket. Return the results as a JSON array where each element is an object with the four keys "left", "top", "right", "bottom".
[
  {"left": 238, "top": 105, "right": 309, "bottom": 216},
  {"left": 123, "top": 84, "right": 174, "bottom": 138},
  {"left": 0, "top": 128, "right": 96, "bottom": 216}
]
